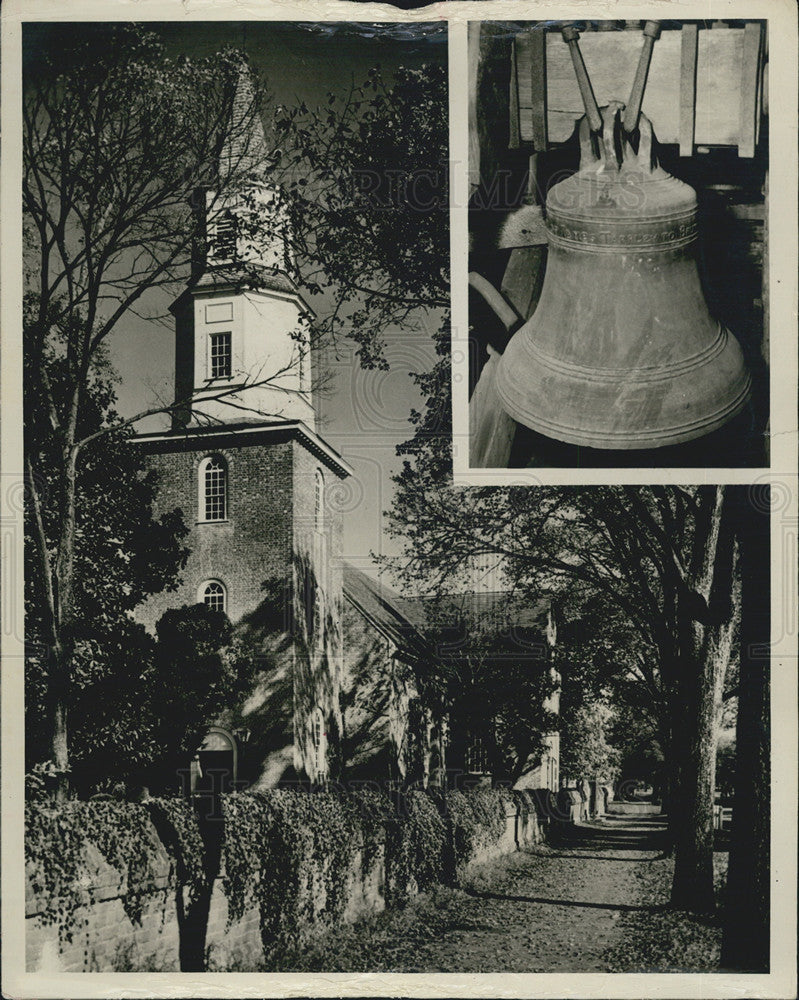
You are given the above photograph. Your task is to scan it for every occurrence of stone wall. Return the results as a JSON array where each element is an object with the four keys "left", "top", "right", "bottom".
[
  {"left": 204, "top": 845, "right": 386, "bottom": 971},
  {"left": 26, "top": 790, "right": 547, "bottom": 973},
  {"left": 26, "top": 837, "right": 386, "bottom": 975}
]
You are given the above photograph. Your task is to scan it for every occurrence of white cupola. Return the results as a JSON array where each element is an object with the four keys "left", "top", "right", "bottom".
[{"left": 171, "top": 58, "right": 315, "bottom": 432}]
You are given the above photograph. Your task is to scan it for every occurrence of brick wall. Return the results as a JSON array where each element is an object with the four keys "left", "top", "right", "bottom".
[
  {"left": 204, "top": 845, "right": 385, "bottom": 970},
  {"left": 136, "top": 437, "right": 295, "bottom": 632},
  {"left": 291, "top": 443, "right": 346, "bottom": 781},
  {"left": 340, "top": 600, "right": 415, "bottom": 783},
  {"left": 133, "top": 429, "right": 350, "bottom": 789},
  {"left": 26, "top": 837, "right": 180, "bottom": 973},
  {"left": 25, "top": 793, "right": 544, "bottom": 973},
  {"left": 25, "top": 815, "right": 384, "bottom": 974}
]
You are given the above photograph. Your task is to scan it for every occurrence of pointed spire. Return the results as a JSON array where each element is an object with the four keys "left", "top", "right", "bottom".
[
  {"left": 202, "top": 51, "right": 295, "bottom": 279},
  {"left": 219, "top": 55, "right": 271, "bottom": 183}
]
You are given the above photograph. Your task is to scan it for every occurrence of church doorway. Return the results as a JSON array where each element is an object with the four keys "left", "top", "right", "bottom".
[{"left": 191, "top": 727, "right": 237, "bottom": 803}]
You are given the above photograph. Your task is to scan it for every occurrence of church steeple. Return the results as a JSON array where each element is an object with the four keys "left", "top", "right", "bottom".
[
  {"left": 171, "top": 58, "right": 315, "bottom": 432},
  {"left": 204, "top": 58, "right": 294, "bottom": 277},
  {"left": 218, "top": 55, "right": 271, "bottom": 181}
]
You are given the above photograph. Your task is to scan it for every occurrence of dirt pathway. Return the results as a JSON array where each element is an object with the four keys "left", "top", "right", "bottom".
[
  {"left": 274, "top": 813, "right": 674, "bottom": 973},
  {"left": 403, "top": 813, "right": 669, "bottom": 972}
]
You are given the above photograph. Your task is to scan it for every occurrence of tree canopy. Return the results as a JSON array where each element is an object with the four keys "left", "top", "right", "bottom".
[
  {"left": 279, "top": 63, "right": 449, "bottom": 368},
  {"left": 407, "top": 596, "right": 559, "bottom": 785}
]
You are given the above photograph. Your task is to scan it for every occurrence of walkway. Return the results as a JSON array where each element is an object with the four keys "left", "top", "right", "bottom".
[
  {"left": 401, "top": 813, "right": 670, "bottom": 973},
  {"left": 270, "top": 812, "right": 711, "bottom": 973}
]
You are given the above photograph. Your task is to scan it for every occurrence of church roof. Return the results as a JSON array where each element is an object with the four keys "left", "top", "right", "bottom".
[
  {"left": 191, "top": 266, "right": 302, "bottom": 298},
  {"left": 393, "top": 591, "right": 552, "bottom": 635},
  {"left": 343, "top": 565, "right": 430, "bottom": 663},
  {"left": 343, "top": 565, "right": 554, "bottom": 661},
  {"left": 219, "top": 56, "right": 272, "bottom": 183},
  {"left": 134, "top": 420, "right": 354, "bottom": 479}
]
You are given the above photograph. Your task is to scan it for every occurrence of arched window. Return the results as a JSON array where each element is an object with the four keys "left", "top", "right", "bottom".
[
  {"left": 311, "top": 707, "right": 326, "bottom": 777},
  {"left": 191, "top": 726, "right": 237, "bottom": 796},
  {"left": 200, "top": 580, "right": 226, "bottom": 614},
  {"left": 314, "top": 469, "right": 324, "bottom": 533},
  {"left": 199, "top": 455, "right": 227, "bottom": 521}
]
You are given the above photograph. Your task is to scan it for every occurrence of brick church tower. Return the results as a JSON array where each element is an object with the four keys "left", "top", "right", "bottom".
[{"left": 134, "top": 61, "right": 352, "bottom": 790}]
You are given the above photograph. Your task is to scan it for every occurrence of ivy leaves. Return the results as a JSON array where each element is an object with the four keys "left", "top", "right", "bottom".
[{"left": 25, "top": 800, "right": 181, "bottom": 942}]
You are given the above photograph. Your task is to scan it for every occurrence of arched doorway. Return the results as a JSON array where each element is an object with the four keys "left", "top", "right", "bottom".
[{"left": 191, "top": 727, "right": 237, "bottom": 799}]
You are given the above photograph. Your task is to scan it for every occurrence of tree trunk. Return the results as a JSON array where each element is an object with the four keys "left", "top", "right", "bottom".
[
  {"left": 670, "top": 643, "right": 722, "bottom": 912},
  {"left": 660, "top": 731, "right": 677, "bottom": 855},
  {"left": 52, "top": 698, "right": 69, "bottom": 800},
  {"left": 48, "top": 445, "right": 79, "bottom": 799},
  {"left": 670, "top": 487, "right": 738, "bottom": 913},
  {"left": 721, "top": 487, "right": 770, "bottom": 971}
]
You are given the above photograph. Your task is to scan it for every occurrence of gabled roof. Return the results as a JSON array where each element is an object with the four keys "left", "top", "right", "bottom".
[
  {"left": 134, "top": 420, "right": 354, "bottom": 479},
  {"left": 343, "top": 565, "right": 554, "bottom": 662},
  {"left": 393, "top": 591, "right": 552, "bottom": 634},
  {"left": 192, "top": 266, "right": 300, "bottom": 297},
  {"left": 342, "top": 565, "right": 430, "bottom": 663}
]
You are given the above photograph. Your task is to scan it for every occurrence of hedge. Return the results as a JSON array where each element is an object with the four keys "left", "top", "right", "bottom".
[
  {"left": 220, "top": 789, "right": 390, "bottom": 954},
  {"left": 445, "top": 786, "right": 511, "bottom": 870}
]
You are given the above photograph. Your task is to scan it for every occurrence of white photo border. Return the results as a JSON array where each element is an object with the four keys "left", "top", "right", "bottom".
[{"left": 2, "top": 2, "right": 797, "bottom": 997}]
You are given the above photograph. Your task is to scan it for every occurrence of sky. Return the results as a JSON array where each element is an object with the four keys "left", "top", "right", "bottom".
[{"left": 25, "top": 21, "right": 447, "bottom": 581}]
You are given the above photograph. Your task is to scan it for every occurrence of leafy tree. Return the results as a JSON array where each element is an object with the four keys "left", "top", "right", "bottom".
[
  {"left": 25, "top": 334, "right": 258, "bottom": 796},
  {"left": 22, "top": 26, "right": 295, "bottom": 796},
  {"left": 385, "top": 483, "right": 743, "bottom": 914},
  {"left": 410, "top": 600, "right": 558, "bottom": 786},
  {"left": 559, "top": 701, "right": 621, "bottom": 787},
  {"left": 146, "top": 603, "right": 260, "bottom": 791},
  {"left": 24, "top": 330, "right": 188, "bottom": 794},
  {"left": 556, "top": 589, "right": 667, "bottom": 797},
  {"left": 281, "top": 63, "right": 449, "bottom": 368}
]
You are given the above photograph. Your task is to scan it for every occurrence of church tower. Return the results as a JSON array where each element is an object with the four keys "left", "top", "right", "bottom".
[
  {"left": 135, "top": 59, "right": 352, "bottom": 790},
  {"left": 171, "top": 62, "right": 315, "bottom": 431}
]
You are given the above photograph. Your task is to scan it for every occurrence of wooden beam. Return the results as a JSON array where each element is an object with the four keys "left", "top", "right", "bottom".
[
  {"left": 530, "top": 29, "right": 548, "bottom": 150},
  {"left": 516, "top": 28, "right": 548, "bottom": 149},
  {"left": 738, "top": 21, "right": 763, "bottom": 157},
  {"left": 679, "top": 23, "right": 698, "bottom": 156},
  {"left": 468, "top": 22, "right": 482, "bottom": 191},
  {"left": 509, "top": 36, "right": 521, "bottom": 149}
]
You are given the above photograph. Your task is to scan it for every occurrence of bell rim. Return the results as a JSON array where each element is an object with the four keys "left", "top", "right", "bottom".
[
  {"left": 495, "top": 332, "right": 753, "bottom": 450},
  {"left": 515, "top": 323, "right": 732, "bottom": 384}
]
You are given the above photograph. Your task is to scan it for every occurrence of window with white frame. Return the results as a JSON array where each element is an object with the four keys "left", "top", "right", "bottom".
[
  {"left": 199, "top": 455, "right": 227, "bottom": 521},
  {"left": 314, "top": 469, "right": 324, "bottom": 533},
  {"left": 209, "top": 332, "right": 232, "bottom": 379},
  {"left": 465, "top": 735, "right": 490, "bottom": 774},
  {"left": 201, "top": 580, "right": 226, "bottom": 614},
  {"left": 311, "top": 707, "right": 325, "bottom": 777}
]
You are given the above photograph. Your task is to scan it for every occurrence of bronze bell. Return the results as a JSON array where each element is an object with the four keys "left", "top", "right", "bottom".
[{"left": 495, "top": 106, "right": 751, "bottom": 450}]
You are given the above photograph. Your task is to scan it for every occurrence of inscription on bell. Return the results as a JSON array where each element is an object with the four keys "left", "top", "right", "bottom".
[{"left": 546, "top": 216, "right": 698, "bottom": 250}]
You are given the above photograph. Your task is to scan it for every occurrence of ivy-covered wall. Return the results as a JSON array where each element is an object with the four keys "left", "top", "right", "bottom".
[{"left": 25, "top": 787, "right": 546, "bottom": 972}]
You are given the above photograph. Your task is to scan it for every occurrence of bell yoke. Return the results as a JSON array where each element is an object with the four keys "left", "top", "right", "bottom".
[{"left": 495, "top": 21, "right": 751, "bottom": 450}]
